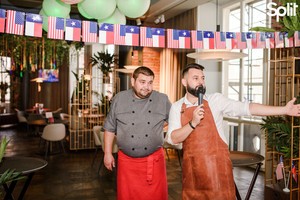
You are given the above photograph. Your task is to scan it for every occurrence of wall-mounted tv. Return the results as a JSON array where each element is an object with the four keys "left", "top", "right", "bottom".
[{"left": 38, "top": 69, "right": 59, "bottom": 82}]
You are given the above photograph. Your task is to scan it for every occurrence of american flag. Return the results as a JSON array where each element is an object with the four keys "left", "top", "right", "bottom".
[
  {"left": 25, "top": 13, "right": 43, "bottom": 37},
  {"left": 178, "top": 30, "right": 191, "bottom": 49},
  {"left": 140, "top": 27, "right": 165, "bottom": 48},
  {"left": 48, "top": 16, "right": 64, "bottom": 40},
  {"left": 215, "top": 32, "right": 226, "bottom": 49},
  {"left": 6, "top": 10, "right": 25, "bottom": 35},
  {"left": 275, "top": 155, "right": 284, "bottom": 180},
  {"left": 283, "top": 32, "right": 294, "bottom": 48},
  {"left": 236, "top": 32, "right": 247, "bottom": 49},
  {"left": 82, "top": 21, "right": 98, "bottom": 43},
  {"left": 292, "top": 161, "right": 297, "bottom": 182},
  {"left": 265, "top": 32, "right": 275, "bottom": 48},
  {"left": 203, "top": 31, "right": 214, "bottom": 49},
  {"left": 275, "top": 32, "right": 284, "bottom": 48},
  {"left": 167, "top": 29, "right": 179, "bottom": 48},
  {"left": 99, "top": 23, "right": 114, "bottom": 44},
  {"left": 114, "top": 24, "right": 139, "bottom": 46},
  {"left": 294, "top": 31, "right": 300, "bottom": 47},
  {"left": 226, "top": 32, "right": 237, "bottom": 49},
  {"left": 191, "top": 30, "right": 203, "bottom": 49},
  {"left": 256, "top": 32, "right": 266, "bottom": 49},
  {"left": 246, "top": 32, "right": 257, "bottom": 49},
  {"left": 65, "top": 19, "right": 81, "bottom": 41},
  {"left": 0, "top": 9, "right": 6, "bottom": 33}
]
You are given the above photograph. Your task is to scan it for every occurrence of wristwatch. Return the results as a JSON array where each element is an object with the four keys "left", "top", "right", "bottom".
[{"left": 189, "top": 121, "right": 195, "bottom": 129}]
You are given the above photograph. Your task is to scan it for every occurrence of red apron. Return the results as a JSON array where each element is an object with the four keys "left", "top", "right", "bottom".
[
  {"left": 117, "top": 147, "right": 168, "bottom": 200},
  {"left": 181, "top": 100, "right": 235, "bottom": 200}
]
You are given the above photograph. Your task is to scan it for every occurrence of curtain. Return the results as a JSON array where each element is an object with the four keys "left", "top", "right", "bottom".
[{"left": 159, "top": 8, "right": 197, "bottom": 103}]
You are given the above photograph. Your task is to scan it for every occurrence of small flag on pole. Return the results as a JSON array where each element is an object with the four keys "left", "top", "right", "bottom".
[
  {"left": 99, "top": 23, "right": 114, "bottom": 44},
  {"left": 0, "top": 9, "right": 6, "bottom": 33},
  {"left": 203, "top": 31, "right": 215, "bottom": 49},
  {"left": 65, "top": 18, "right": 81, "bottom": 41},
  {"left": 6, "top": 10, "right": 25, "bottom": 35},
  {"left": 25, "top": 13, "right": 43, "bottom": 37}
]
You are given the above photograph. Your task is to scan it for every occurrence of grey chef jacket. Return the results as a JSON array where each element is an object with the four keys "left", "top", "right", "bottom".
[{"left": 103, "top": 89, "right": 171, "bottom": 158}]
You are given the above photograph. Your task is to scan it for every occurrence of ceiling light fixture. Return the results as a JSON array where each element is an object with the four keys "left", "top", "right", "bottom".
[
  {"left": 188, "top": 0, "right": 248, "bottom": 61},
  {"left": 136, "top": 18, "right": 142, "bottom": 26},
  {"left": 154, "top": 14, "right": 165, "bottom": 24}
]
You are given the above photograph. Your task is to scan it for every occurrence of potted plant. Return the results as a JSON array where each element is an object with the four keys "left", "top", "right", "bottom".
[{"left": 90, "top": 50, "right": 116, "bottom": 83}]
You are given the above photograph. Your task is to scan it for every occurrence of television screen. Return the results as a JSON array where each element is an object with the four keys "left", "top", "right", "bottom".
[{"left": 38, "top": 69, "right": 59, "bottom": 82}]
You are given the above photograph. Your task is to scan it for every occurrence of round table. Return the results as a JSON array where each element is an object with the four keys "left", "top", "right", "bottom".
[
  {"left": 0, "top": 156, "right": 48, "bottom": 200},
  {"left": 230, "top": 151, "right": 264, "bottom": 200}
]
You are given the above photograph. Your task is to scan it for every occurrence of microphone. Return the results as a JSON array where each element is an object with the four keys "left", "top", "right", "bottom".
[{"left": 196, "top": 85, "right": 206, "bottom": 105}]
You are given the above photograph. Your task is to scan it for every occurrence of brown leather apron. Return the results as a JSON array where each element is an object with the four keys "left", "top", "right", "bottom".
[{"left": 181, "top": 100, "right": 235, "bottom": 200}]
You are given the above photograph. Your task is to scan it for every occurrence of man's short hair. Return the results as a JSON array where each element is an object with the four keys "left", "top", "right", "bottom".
[
  {"left": 132, "top": 66, "right": 155, "bottom": 80},
  {"left": 182, "top": 63, "right": 205, "bottom": 76}
]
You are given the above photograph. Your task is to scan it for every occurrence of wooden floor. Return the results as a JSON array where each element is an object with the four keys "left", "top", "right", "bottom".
[{"left": 0, "top": 125, "right": 265, "bottom": 200}]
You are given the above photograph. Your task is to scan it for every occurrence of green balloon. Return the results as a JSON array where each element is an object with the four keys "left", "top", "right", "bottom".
[
  {"left": 78, "top": 0, "right": 116, "bottom": 20},
  {"left": 77, "top": 3, "right": 93, "bottom": 19},
  {"left": 98, "top": 8, "right": 126, "bottom": 24},
  {"left": 117, "top": 0, "right": 150, "bottom": 18},
  {"left": 39, "top": 9, "right": 48, "bottom": 32},
  {"left": 42, "top": 0, "right": 71, "bottom": 18}
]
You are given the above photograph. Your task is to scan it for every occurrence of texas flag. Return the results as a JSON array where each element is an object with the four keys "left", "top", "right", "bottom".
[
  {"left": 140, "top": 27, "right": 165, "bottom": 48},
  {"left": 275, "top": 32, "right": 284, "bottom": 48},
  {"left": 178, "top": 30, "right": 191, "bottom": 49},
  {"left": 265, "top": 32, "right": 275, "bottom": 48},
  {"left": 114, "top": 24, "right": 139, "bottom": 46},
  {"left": 25, "top": 13, "right": 43, "bottom": 37},
  {"left": 191, "top": 30, "right": 203, "bottom": 49},
  {"left": 0, "top": 9, "right": 6, "bottom": 33},
  {"left": 82, "top": 20, "right": 98, "bottom": 43},
  {"left": 48, "top": 16, "right": 64, "bottom": 40},
  {"left": 225, "top": 32, "right": 237, "bottom": 49},
  {"left": 6, "top": 10, "right": 25, "bottom": 35},
  {"left": 215, "top": 32, "right": 226, "bottom": 49},
  {"left": 256, "top": 32, "right": 266, "bottom": 49},
  {"left": 292, "top": 161, "right": 297, "bottom": 182},
  {"left": 236, "top": 32, "right": 247, "bottom": 49},
  {"left": 246, "top": 32, "right": 257, "bottom": 49},
  {"left": 167, "top": 29, "right": 179, "bottom": 48},
  {"left": 283, "top": 32, "right": 294, "bottom": 48},
  {"left": 99, "top": 23, "right": 114, "bottom": 44},
  {"left": 294, "top": 31, "right": 300, "bottom": 47},
  {"left": 203, "top": 31, "right": 214, "bottom": 49},
  {"left": 65, "top": 19, "right": 81, "bottom": 41}
]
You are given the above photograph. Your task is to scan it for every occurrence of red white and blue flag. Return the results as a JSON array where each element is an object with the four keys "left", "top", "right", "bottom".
[
  {"left": 65, "top": 19, "right": 81, "bottom": 41},
  {"left": 292, "top": 161, "right": 297, "bottom": 182},
  {"left": 275, "top": 32, "right": 284, "bottom": 48},
  {"left": 283, "top": 32, "right": 294, "bottom": 48},
  {"left": 226, "top": 32, "right": 237, "bottom": 49},
  {"left": 6, "top": 10, "right": 25, "bottom": 35},
  {"left": 203, "top": 31, "right": 214, "bottom": 49},
  {"left": 256, "top": 32, "right": 266, "bottom": 49},
  {"left": 275, "top": 155, "right": 284, "bottom": 180},
  {"left": 167, "top": 29, "right": 179, "bottom": 48},
  {"left": 82, "top": 21, "right": 98, "bottom": 43},
  {"left": 191, "top": 30, "right": 203, "bottom": 49},
  {"left": 236, "top": 32, "right": 247, "bottom": 49},
  {"left": 99, "top": 23, "right": 114, "bottom": 44},
  {"left": 265, "top": 32, "right": 275, "bottom": 48},
  {"left": 0, "top": 9, "right": 6, "bottom": 33},
  {"left": 48, "top": 16, "right": 64, "bottom": 40},
  {"left": 215, "top": 32, "right": 226, "bottom": 49},
  {"left": 114, "top": 24, "right": 139, "bottom": 46},
  {"left": 140, "top": 27, "right": 165, "bottom": 48},
  {"left": 178, "top": 30, "right": 191, "bottom": 49},
  {"left": 246, "top": 32, "right": 257, "bottom": 49},
  {"left": 294, "top": 31, "right": 300, "bottom": 47},
  {"left": 25, "top": 13, "right": 43, "bottom": 37}
]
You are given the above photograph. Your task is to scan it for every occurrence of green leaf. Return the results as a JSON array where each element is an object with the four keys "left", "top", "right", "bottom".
[{"left": 249, "top": 27, "right": 275, "bottom": 32}]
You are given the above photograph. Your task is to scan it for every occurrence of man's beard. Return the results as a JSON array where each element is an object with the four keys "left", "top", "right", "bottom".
[
  {"left": 187, "top": 84, "right": 206, "bottom": 98},
  {"left": 132, "top": 87, "right": 152, "bottom": 99}
]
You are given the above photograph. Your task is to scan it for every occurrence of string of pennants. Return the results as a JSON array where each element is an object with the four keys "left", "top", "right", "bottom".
[{"left": 1, "top": 8, "right": 300, "bottom": 49}]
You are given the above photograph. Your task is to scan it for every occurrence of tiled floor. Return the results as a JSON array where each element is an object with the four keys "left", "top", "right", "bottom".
[{"left": 0, "top": 125, "right": 264, "bottom": 200}]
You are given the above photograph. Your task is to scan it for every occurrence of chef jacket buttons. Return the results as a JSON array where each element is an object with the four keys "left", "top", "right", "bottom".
[
  {"left": 145, "top": 134, "right": 148, "bottom": 137},
  {"left": 148, "top": 110, "right": 151, "bottom": 113},
  {"left": 132, "top": 111, "right": 135, "bottom": 113},
  {"left": 132, "top": 148, "right": 135, "bottom": 151},
  {"left": 147, "top": 122, "right": 150, "bottom": 124},
  {"left": 131, "top": 135, "right": 134, "bottom": 138},
  {"left": 132, "top": 123, "right": 134, "bottom": 125},
  {"left": 144, "top": 147, "right": 147, "bottom": 150},
  {"left": 149, "top": 99, "right": 152, "bottom": 102},
  {"left": 132, "top": 99, "right": 135, "bottom": 102}
]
